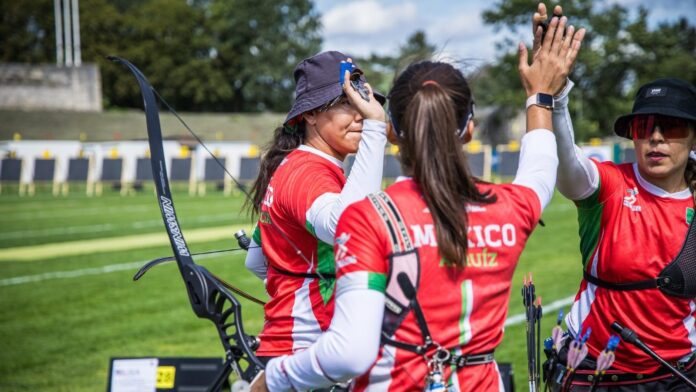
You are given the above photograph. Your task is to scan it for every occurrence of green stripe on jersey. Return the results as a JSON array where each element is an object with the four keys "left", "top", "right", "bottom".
[
  {"left": 459, "top": 280, "right": 473, "bottom": 346},
  {"left": 252, "top": 225, "right": 261, "bottom": 245},
  {"left": 576, "top": 187, "right": 603, "bottom": 268},
  {"left": 336, "top": 271, "right": 386, "bottom": 297},
  {"left": 367, "top": 272, "right": 386, "bottom": 292},
  {"left": 305, "top": 221, "right": 336, "bottom": 305}
]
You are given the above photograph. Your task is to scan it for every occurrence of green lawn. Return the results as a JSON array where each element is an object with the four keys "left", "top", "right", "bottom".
[{"left": 0, "top": 187, "right": 583, "bottom": 391}]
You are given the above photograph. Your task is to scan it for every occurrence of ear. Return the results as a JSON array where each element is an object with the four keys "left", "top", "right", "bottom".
[
  {"left": 462, "top": 120, "right": 474, "bottom": 144},
  {"left": 386, "top": 122, "right": 399, "bottom": 145},
  {"left": 303, "top": 111, "right": 317, "bottom": 126}
]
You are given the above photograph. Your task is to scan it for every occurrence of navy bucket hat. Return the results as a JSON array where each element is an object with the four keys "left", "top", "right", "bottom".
[
  {"left": 614, "top": 78, "right": 696, "bottom": 139},
  {"left": 284, "top": 51, "right": 386, "bottom": 125}
]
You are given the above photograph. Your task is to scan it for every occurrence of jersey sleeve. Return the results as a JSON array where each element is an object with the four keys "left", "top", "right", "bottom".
[
  {"left": 282, "top": 163, "right": 344, "bottom": 232},
  {"left": 572, "top": 161, "right": 628, "bottom": 265},
  {"left": 333, "top": 200, "right": 390, "bottom": 297},
  {"left": 576, "top": 160, "right": 625, "bottom": 209},
  {"left": 512, "top": 129, "right": 558, "bottom": 210},
  {"left": 501, "top": 183, "right": 543, "bottom": 232},
  {"left": 244, "top": 224, "right": 267, "bottom": 280}
]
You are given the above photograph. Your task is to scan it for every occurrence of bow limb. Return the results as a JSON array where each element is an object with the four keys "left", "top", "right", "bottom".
[{"left": 108, "top": 56, "right": 264, "bottom": 385}]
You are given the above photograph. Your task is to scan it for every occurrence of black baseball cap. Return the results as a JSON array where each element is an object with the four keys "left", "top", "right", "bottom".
[
  {"left": 284, "top": 51, "right": 386, "bottom": 125},
  {"left": 614, "top": 78, "right": 696, "bottom": 139}
]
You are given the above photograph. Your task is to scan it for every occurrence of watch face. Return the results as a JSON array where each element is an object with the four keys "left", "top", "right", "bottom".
[{"left": 538, "top": 93, "right": 554, "bottom": 107}]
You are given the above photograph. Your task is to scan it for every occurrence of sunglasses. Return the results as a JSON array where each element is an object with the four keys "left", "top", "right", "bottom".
[
  {"left": 317, "top": 95, "right": 351, "bottom": 112},
  {"left": 629, "top": 115, "right": 693, "bottom": 140}
]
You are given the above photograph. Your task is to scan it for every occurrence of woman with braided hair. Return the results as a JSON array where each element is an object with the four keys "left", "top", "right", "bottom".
[
  {"left": 251, "top": 14, "right": 585, "bottom": 391},
  {"left": 537, "top": 3, "right": 696, "bottom": 387}
]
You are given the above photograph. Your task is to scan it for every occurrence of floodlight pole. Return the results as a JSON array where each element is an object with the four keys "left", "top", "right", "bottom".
[
  {"left": 71, "top": 0, "right": 81, "bottom": 66},
  {"left": 62, "top": 0, "right": 73, "bottom": 66},
  {"left": 54, "top": 0, "right": 64, "bottom": 65}
]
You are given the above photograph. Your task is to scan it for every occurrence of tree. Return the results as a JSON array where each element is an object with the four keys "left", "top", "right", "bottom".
[
  {"left": 208, "top": 0, "right": 322, "bottom": 112},
  {"left": 478, "top": 0, "right": 696, "bottom": 140},
  {"left": 0, "top": 0, "right": 56, "bottom": 63},
  {"left": 358, "top": 30, "right": 436, "bottom": 95},
  {"left": 397, "top": 31, "right": 437, "bottom": 67},
  {"left": 1, "top": 0, "right": 322, "bottom": 112},
  {"left": 105, "top": 0, "right": 229, "bottom": 110}
]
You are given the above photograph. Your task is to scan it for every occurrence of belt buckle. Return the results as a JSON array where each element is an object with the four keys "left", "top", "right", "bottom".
[
  {"left": 453, "top": 354, "right": 471, "bottom": 367},
  {"left": 456, "top": 355, "right": 468, "bottom": 367}
]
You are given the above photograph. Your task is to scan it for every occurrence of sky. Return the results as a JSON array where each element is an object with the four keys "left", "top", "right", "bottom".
[{"left": 315, "top": 0, "right": 696, "bottom": 66}]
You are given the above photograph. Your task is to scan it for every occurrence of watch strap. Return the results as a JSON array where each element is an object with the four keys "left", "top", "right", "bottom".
[{"left": 526, "top": 93, "right": 554, "bottom": 110}]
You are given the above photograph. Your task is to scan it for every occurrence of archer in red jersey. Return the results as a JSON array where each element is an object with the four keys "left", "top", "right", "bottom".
[
  {"left": 244, "top": 51, "right": 388, "bottom": 358},
  {"left": 254, "top": 15, "right": 586, "bottom": 391},
  {"left": 545, "top": 7, "right": 696, "bottom": 388}
]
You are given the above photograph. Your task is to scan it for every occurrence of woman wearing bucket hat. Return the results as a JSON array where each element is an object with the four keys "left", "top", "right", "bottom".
[
  {"left": 251, "top": 14, "right": 586, "bottom": 391},
  {"left": 539, "top": 5, "right": 696, "bottom": 388},
  {"left": 244, "top": 51, "right": 388, "bottom": 361}
]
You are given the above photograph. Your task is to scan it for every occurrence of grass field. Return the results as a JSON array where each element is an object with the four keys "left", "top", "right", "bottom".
[{"left": 0, "top": 186, "right": 584, "bottom": 391}]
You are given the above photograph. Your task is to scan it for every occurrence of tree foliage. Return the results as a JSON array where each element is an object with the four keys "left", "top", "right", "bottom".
[
  {"left": 208, "top": 0, "right": 322, "bottom": 112},
  {"left": 0, "top": 0, "right": 56, "bottom": 63},
  {"left": 358, "top": 30, "right": 437, "bottom": 96},
  {"left": 478, "top": 0, "right": 696, "bottom": 140},
  {"left": 1, "top": 0, "right": 321, "bottom": 112}
]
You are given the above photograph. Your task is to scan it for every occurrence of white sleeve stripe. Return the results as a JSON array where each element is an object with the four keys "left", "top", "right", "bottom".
[
  {"left": 573, "top": 145, "right": 600, "bottom": 200},
  {"left": 335, "top": 272, "right": 372, "bottom": 297},
  {"left": 513, "top": 130, "right": 558, "bottom": 210},
  {"left": 244, "top": 237, "right": 268, "bottom": 280},
  {"left": 306, "top": 192, "right": 340, "bottom": 244},
  {"left": 270, "top": 290, "right": 385, "bottom": 389},
  {"left": 305, "top": 120, "right": 387, "bottom": 245},
  {"left": 552, "top": 80, "right": 600, "bottom": 201}
]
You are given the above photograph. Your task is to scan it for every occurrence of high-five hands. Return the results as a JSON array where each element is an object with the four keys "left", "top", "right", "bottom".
[
  {"left": 518, "top": 3, "right": 586, "bottom": 97},
  {"left": 532, "top": 3, "right": 564, "bottom": 58}
]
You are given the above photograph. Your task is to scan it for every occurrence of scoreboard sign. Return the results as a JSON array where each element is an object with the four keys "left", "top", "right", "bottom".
[{"left": 107, "top": 357, "right": 226, "bottom": 391}]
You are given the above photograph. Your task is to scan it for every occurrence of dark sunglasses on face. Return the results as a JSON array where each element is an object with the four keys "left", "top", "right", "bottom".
[
  {"left": 317, "top": 72, "right": 371, "bottom": 113},
  {"left": 629, "top": 115, "right": 693, "bottom": 140}
]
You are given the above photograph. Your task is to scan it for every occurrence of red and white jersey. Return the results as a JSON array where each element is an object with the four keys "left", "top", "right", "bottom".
[
  {"left": 566, "top": 161, "right": 696, "bottom": 373},
  {"left": 334, "top": 178, "right": 541, "bottom": 391},
  {"left": 255, "top": 145, "right": 345, "bottom": 356}
]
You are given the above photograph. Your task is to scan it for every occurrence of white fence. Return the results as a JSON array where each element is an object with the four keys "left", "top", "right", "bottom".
[
  {"left": 0, "top": 140, "right": 257, "bottom": 196},
  {"left": 0, "top": 139, "right": 637, "bottom": 196}
]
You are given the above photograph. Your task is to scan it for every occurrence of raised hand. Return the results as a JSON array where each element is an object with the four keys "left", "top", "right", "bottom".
[
  {"left": 532, "top": 3, "right": 564, "bottom": 58},
  {"left": 518, "top": 14, "right": 586, "bottom": 97},
  {"left": 341, "top": 59, "right": 385, "bottom": 121}
]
